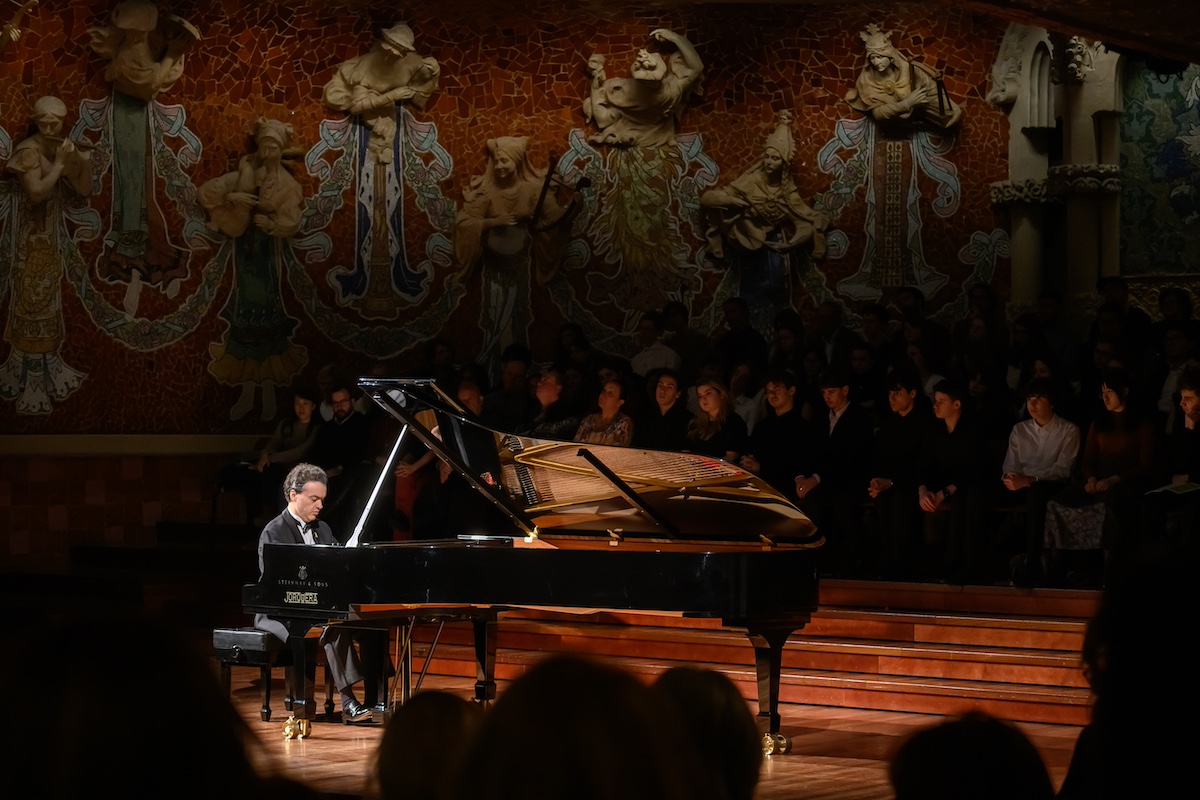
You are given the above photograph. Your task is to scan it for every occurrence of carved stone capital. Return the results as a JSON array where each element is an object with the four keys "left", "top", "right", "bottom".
[
  {"left": 990, "top": 179, "right": 1060, "bottom": 207},
  {"left": 1049, "top": 34, "right": 1100, "bottom": 84},
  {"left": 1047, "top": 164, "right": 1122, "bottom": 195}
]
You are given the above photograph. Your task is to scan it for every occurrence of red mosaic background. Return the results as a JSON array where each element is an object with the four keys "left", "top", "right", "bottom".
[{"left": 0, "top": 0, "right": 1010, "bottom": 436}]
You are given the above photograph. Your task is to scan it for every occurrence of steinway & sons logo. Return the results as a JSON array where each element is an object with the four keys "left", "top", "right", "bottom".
[{"left": 279, "top": 564, "right": 328, "bottom": 605}]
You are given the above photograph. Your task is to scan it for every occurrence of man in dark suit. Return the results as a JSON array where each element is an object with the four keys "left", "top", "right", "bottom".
[
  {"left": 254, "top": 463, "right": 375, "bottom": 723},
  {"left": 796, "top": 368, "right": 874, "bottom": 575}
]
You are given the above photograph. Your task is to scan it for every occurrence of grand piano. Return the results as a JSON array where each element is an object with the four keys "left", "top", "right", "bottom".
[{"left": 243, "top": 378, "right": 822, "bottom": 751}]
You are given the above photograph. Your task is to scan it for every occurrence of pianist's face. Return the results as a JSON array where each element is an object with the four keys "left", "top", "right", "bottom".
[{"left": 289, "top": 481, "right": 326, "bottom": 523}]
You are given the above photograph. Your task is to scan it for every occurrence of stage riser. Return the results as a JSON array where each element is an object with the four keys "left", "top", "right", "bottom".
[{"left": 397, "top": 580, "right": 1096, "bottom": 725}]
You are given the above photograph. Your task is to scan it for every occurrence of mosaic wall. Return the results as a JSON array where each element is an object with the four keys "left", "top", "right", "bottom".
[
  {"left": 0, "top": 0, "right": 1010, "bottom": 434},
  {"left": 1120, "top": 62, "right": 1200, "bottom": 276}
]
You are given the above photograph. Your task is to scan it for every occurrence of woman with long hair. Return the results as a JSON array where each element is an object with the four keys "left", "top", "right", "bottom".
[
  {"left": 687, "top": 379, "right": 748, "bottom": 463},
  {"left": 1043, "top": 368, "right": 1154, "bottom": 582}
]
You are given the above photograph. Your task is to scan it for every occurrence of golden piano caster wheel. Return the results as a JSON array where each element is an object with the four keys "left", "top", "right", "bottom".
[
  {"left": 761, "top": 732, "right": 790, "bottom": 755},
  {"left": 282, "top": 715, "right": 312, "bottom": 739}
]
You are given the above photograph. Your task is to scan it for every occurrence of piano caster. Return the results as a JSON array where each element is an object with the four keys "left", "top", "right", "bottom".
[
  {"left": 282, "top": 715, "right": 312, "bottom": 740},
  {"left": 761, "top": 732, "right": 790, "bottom": 755}
]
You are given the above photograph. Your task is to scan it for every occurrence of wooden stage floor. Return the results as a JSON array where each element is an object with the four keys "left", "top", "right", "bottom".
[{"left": 230, "top": 671, "right": 1084, "bottom": 799}]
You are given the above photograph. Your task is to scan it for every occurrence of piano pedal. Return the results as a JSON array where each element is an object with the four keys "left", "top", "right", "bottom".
[
  {"left": 282, "top": 715, "right": 312, "bottom": 739},
  {"left": 761, "top": 732, "right": 790, "bottom": 755}
]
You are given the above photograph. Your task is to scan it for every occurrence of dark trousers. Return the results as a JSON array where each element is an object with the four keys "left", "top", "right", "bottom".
[
  {"left": 873, "top": 483, "right": 922, "bottom": 579},
  {"left": 926, "top": 484, "right": 991, "bottom": 583},
  {"left": 1002, "top": 479, "right": 1066, "bottom": 582}
]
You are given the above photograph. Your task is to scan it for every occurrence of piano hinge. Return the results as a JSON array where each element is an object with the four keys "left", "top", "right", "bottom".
[
  {"left": 759, "top": 534, "right": 776, "bottom": 550},
  {"left": 607, "top": 528, "right": 624, "bottom": 546}
]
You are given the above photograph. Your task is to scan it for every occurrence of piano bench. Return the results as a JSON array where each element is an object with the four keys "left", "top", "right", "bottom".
[{"left": 212, "top": 627, "right": 335, "bottom": 722}]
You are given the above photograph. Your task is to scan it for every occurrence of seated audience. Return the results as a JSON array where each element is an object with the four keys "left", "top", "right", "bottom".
[
  {"left": 375, "top": 690, "right": 483, "bottom": 800},
  {"left": 1058, "top": 540, "right": 1199, "bottom": 799},
  {"left": 649, "top": 667, "right": 763, "bottom": 800},
  {"left": 867, "top": 367, "right": 934, "bottom": 579},
  {"left": 630, "top": 311, "right": 681, "bottom": 379},
  {"left": 1000, "top": 378, "right": 1081, "bottom": 586},
  {"left": 452, "top": 655, "right": 718, "bottom": 800},
  {"left": 918, "top": 379, "right": 991, "bottom": 583},
  {"left": 307, "top": 384, "right": 372, "bottom": 533},
  {"left": 575, "top": 379, "right": 635, "bottom": 446},
  {"left": 218, "top": 386, "right": 321, "bottom": 520},
  {"left": 890, "top": 711, "right": 1054, "bottom": 800},
  {"left": 1043, "top": 369, "right": 1154, "bottom": 582},
  {"left": 687, "top": 379, "right": 748, "bottom": 462},
  {"left": 1141, "top": 368, "right": 1200, "bottom": 540},
  {"left": 634, "top": 368, "right": 691, "bottom": 451},
  {"left": 797, "top": 368, "right": 873, "bottom": 575},
  {"left": 739, "top": 369, "right": 817, "bottom": 500},
  {"left": 482, "top": 345, "right": 536, "bottom": 433},
  {"left": 524, "top": 369, "right": 582, "bottom": 441}
]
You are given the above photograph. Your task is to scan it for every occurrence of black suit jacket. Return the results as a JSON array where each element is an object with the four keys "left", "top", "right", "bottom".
[
  {"left": 813, "top": 403, "right": 874, "bottom": 492},
  {"left": 257, "top": 510, "right": 335, "bottom": 577},
  {"left": 255, "top": 510, "right": 336, "bottom": 643}
]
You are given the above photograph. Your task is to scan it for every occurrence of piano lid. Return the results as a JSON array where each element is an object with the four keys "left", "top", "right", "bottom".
[{"left": 360, "top": 377, "right": 821, "bottom": 548}]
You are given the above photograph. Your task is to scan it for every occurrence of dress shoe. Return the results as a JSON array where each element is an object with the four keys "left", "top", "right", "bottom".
[{"left": 342, "top": 699, "right": 373, "bottom": 724}]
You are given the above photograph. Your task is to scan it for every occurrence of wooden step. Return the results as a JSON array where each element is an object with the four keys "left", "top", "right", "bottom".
[{"left": 407, "top": 642, "right": 1092, "bottom": 726}]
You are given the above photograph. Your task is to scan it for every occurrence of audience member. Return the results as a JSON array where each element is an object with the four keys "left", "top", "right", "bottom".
[
  {"left": 524, "top": 369, "right": 582, "bottom": 441},
  {"left": 1000, "top": 378, "right": 1081, "bottom": 586},
  {"left": 634, "top": 368, "right": 691, "bottom": 451},
  {"left": 452, "top": 655, "right": 718, "bottom": 800},
  {"left": 727, "top": 358, "right": 764, "bottom": 434},
  {"left": 687, "top": 379, "right": 748, "bottom": 462},
  {"left": 739, "top": 369, "right": 817, "bottom": 500},
  {"left": 7, "top": 611, "right": 317, "bottom": 800},
  {"left": 890, "top": 711, "right": 1054, "bottom": 800},
  {"left": 482, "top": 345, "right": 536, "bottom": 433},
  {"left": 867, "top": 367, "right": 933, "bottom": 579},
  {"left": 630, "top": 311, "right": 682, "bottom": 379},
  {"left": 767, "top": 309, "right": 806, "bottom": 374},
  {"left": 1058, "top": 540, "right": 1199, "bottom": 799},
  {"left": 375, "top": 690, "right": 483, "bottom": 800},
  {"left": 1043, "top": 369, "right": 1154, "bottom": 583},
  {"left": 1140, "top": 368, "right": 1200, "bottom": 540},
  {"left": 575, "top": 379, "right": 635, "bottom": 446},
  {"left": 662, "top": 300, "right": 711, "bottom": 388},
  {"left": 307, "top": 384, "right": 373, "bottom": 533},
  {"left": 918, "top": 379, "right": 991, "bottom": 583},
  {"left": 798, "top": 368, "right": 873, "bottom": 575},
  {"left": 711, "top": 296, "right": 768, "bottom": 372},
  {"left": 649, "top": 667, "right": 763, "bottom": 800},
  {"left": 807, "top": 299, "right": 862, "bottom": 370},
  {"left": 217, "top": 386, "right": 322, "bottom": 521}
]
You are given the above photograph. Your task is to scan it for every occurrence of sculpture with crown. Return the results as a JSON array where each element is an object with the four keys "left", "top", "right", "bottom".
[
  {"left": 700, "top": 111, "right": 830, "bottom": 323},
  {"left": 845, "top": 23, "right": 961, "bottom": 131}
]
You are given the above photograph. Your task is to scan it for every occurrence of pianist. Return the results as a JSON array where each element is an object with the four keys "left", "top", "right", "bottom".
[{"left": 254, "top": 462, "right": 374, "bottom": 723}]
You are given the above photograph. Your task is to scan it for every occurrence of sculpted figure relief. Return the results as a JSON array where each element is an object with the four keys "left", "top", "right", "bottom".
[
  {"left": 701, "top": 111, "right": 829, "bottom": 261},
  {"left": 455, "top": 136, "right": 571, "bottom": 376},
  {"left": 200, "top": 119, "right": 307, "bottom": 420},
  {"left": 584, "top": 28, "right": 703, "bottom": 148},
  {"left": 323, "top": 22, "right": 440, "bottom": 165},
  {"left": 1, "top": 97, "right": 92, "bottom": 414},
  {"left": 88, "top": 0, "right": 199, "bottom": 289},
  {"left": 845, "top": 24, "right": 961, "bottom": 130}
]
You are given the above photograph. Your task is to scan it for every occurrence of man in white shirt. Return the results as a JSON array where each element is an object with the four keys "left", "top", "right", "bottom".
[
  {"left": 1001, "top": 378, "right": 1081, "bottom": 586},
  {"left": 630, "top": 311, "right": 682, "bottom": 379}
]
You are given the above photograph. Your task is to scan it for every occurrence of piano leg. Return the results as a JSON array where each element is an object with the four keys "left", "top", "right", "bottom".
[
  {"left": 284, "top": 620, "right": 319, "bottom": 721},
  {"left": 746, "top": 625, "right": 797, "bottom": 755},
  {"left": 472, "top": 613, "right": 498, "bottom": 705}
]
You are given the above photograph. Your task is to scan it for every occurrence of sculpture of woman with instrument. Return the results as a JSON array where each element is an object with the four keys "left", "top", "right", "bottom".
[
  {"left": 1, "top": 96, "right": 93, "bottom": 414},
  {"left": 199, "top": 118, "right": 307, "bottom": 421},
  {"left": 454, "top": 137, "right": 575, "bottom": 381}
]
